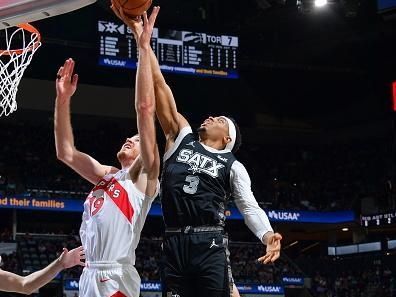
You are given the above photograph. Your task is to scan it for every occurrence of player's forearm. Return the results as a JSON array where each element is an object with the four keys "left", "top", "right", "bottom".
[
  {"left": 54, "top": 96, "right": 76, "bottom": 161},
  {"left": 21, "top": 257, "right": 64, "bottom": 295},
  {"left": 148, "top": 48, "right": 166, "bottom": 86},
  {"left": 135, "top": 46, "right": 156, "bottom": 171},
  {"left": 136, "top": 47, "right": 155, "bottom": 114},
  {"left": 236, "top": 199, "right": 274, "bottom": 242},
  {"left": 148, "top": 49, "right": 181, "bottom": 137}
]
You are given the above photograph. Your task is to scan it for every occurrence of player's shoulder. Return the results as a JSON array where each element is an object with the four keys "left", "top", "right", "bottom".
[{"left": 231, "top": 160, "right": 249, "bottom": 175}]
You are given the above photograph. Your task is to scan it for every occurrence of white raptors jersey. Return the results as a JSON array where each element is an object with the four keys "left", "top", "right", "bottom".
[{"left": 80, "top": 168, "right": 157, "bottom": 265}]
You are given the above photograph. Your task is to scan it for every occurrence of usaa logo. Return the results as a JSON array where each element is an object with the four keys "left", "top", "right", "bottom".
[
  {"left": 141, "top": 282, "right": 161, "bottom": 290},
  {"left": 268, "top": 210, "right": 300, "bottom": 221},
  {"left": 257, "top": 285, "right": 282, "bottom": 293}
]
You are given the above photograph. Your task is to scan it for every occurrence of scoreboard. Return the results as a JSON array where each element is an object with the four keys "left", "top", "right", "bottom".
[
  {"left": 98, "top": 20, "right": 239, "bottom": 79},
  {"left": 361, "top": 211, "right": 396, "bottom": 227}
]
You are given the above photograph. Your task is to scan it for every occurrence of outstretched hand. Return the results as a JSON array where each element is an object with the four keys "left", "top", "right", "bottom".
[
  {"left": 56, "top": 58, "right": 78, "bottom": 100},
  {"left": 139, "top": 7, "right": 160, "bottom": 49},
  {"left": 257, "top": 232, "right": 282, "bottom": 264},
  {"left": 111, "top": 0, "right": 143, "bottom": 39},
  {"left": 58, "top": 246, "right": 85, "bottom": 269},
  {"left": 110, "top": 4, "right": 160, "bottom": 49}
]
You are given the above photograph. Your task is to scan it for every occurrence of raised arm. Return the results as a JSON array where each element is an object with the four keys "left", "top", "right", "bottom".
[
  {"left": 231, "top": 161, "right": 282, "bottom": 264},
  {"left": 54, "top": 59, "right": 117, "bottom": 184},
  {"left": 134, "top": 8, "right": 160, "bottom": 186},
  {"left": 150, "top": 47, "right": 189, "bottom": 141},
  {"left": 0, "top": 247, "right": 84, "bottom": 295},
  {"left": 111, "top": 4, "right": 189, "bottom": 145}
]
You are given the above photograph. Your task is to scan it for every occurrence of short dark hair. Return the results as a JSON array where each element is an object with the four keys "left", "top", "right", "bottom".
[{"left": 228, "top": 117, "right": 242, "bottom": 153}]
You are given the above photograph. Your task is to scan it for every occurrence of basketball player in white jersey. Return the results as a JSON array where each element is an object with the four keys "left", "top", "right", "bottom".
[
  {"left": 53, "top": 9, "right": 160, "bottom": 297},
  {"left": 0, "top": 246, "right": 84, "bottom": 294}
]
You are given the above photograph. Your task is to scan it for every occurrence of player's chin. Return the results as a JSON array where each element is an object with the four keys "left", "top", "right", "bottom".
[{"left": 197, "top": 126, "right": 206, "bottom": 133}]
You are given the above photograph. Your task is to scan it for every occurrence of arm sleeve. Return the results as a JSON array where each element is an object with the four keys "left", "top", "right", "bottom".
[{"left": 231, "top": 161, "right": 273, "bottom": 243}]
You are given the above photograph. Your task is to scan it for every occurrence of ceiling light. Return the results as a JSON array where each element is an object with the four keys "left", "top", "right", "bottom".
[{"left": 314, "top": 0, "right": 327, "bottom": 7}]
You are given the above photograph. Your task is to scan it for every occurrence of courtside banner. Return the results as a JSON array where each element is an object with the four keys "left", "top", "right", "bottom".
[
  {"left": 64, "top": 279, "right": 79, "bottom": 290},
  {"left": 237, "top": 284, "right": 284, "bottom": 294},
  {"left": 0, "top": 197, "right": 83, "bottom": 212},
  {"left": 0, "top": 197, "right": 355, "bottom": 223},
  {"left": 282, "top": 276, "right": 304, "bottom": 286},
  {"left": 140, "top": 282, "right": 162, "bottom": 291},
  {"left": 224, "top": 207, "right": 355, "bottom": 223}
]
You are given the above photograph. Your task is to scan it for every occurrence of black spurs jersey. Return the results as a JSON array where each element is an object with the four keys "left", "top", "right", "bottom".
[{"left": 160, "top": 128, "right": 236, "bottom": 228}]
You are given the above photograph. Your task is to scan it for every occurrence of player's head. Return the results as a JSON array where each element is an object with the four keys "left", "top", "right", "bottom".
[
  {"left": 117, "top": 134, "right": 140, "bottom": 165},
  {"left": 198, "top": 116, "right": 242, "bottom": 153}
]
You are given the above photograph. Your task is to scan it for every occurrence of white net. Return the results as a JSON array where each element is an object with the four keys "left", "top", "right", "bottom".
[{"left": 0, "top": 25, "right": 41, "bottom": 117}]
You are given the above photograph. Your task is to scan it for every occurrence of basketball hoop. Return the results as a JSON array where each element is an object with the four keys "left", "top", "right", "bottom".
[{"left": 0, "top": 23, "right": 41, "bottom": 117}]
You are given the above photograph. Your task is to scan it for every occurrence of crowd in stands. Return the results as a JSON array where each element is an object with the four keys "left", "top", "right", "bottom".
[
  {"left": 1, "top": 116, "right": 394, "bottom": 213},
  {"left": 0, "top": 232, "right": 395, "bottom": 296},
  {"left": 10, "top": 234, "right": 303, "bottom": 284},
  {"left": 0, "top": 228, "right": 12, "bottom": 242},
  {"left": 297, "top": 254, "right": 396, "bottom": 297},
  {"left": 135, "top": 238, "right": 303, "bottom": 284},
  {"left": 237, "top": 141, "right": 392, "bottom": 212},
  {"left": 0, "top": 251, "right": 19, "bottom": 275}
]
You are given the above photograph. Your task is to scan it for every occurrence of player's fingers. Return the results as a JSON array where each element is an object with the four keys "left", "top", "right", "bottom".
[
  {"left": 268, "top": 251, "right": 280, "bottom": 263},
  {"left": 63, "top": 59, "right": 71, "bottom": 76},
  {"left": 62, "top": 59, "right": 69, "bottom": 71},
  {"left": 72, "top": 74, "right": 79, "bottom": 87},
  {"left": 142, "top": 11, "right": 148, "bottom": 26},
  {"left": 79, "top": 260, "right": 86, "bottom": 267},
  {"left": 69, "top": 59, "right": 76, "bottom": 76},
  {"left": 257, "top": 254, "right": 270, "bottom": 264},
  {"left": 57, "top": 67, "right": 64, "bottom": 80},
  {"left": 263, "top": 254, "right": 273, "bottom": 264},
  {"left": 149, "top": 6, "right": 160, "bottom": 25},
  {"left": 64, "top": 59, "right": 72, "bottom": 78}
]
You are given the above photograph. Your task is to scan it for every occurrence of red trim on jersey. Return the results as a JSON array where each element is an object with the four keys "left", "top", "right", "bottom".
[
  {"left": 110, "top": 291, "right": 127, "bottom": 297},
  {"left": 105, "top": 177, "right": 134, "bottom": 223},
  {"left": 88, "top": 176, "right": 134, "bottom": 223}
]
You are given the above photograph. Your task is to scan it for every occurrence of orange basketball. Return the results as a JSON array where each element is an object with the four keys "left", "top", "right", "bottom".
[{"left": 112, "top": 0, "right": 152, "bottom": 18}]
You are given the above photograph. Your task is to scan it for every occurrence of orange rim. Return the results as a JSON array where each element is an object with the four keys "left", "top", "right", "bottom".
[{"left": 0, "top": 23, "right": 41, "bottom": 55}]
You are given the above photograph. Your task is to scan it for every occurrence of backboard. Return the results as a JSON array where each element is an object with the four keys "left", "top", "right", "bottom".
[{"left": 0, "top": 0, "right": 97, "bottom": 30}]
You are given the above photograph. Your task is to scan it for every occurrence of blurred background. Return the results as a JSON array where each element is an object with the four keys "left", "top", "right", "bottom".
[{"left": 0, "top": 0, "right": 396, "bottom": 296}]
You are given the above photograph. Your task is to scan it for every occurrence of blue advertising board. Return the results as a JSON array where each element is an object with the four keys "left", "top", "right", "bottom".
[
  {"left": 64, "top": 279, "right": 80, "bottom": 291},
  {"left": 0, "top": 196, "right": 355, "bottom": 224},
  {"left": 64, "top": 281, "right": 284, "bottom": 294},
  {"left": 282, "top": 276, "right": 304, "bottom": 286},
  {"left": 236, "top": 284, "right": 284, "bottom": 295},
  {"left": 0, "top": 197, "right": 83, "bottom": 212}
]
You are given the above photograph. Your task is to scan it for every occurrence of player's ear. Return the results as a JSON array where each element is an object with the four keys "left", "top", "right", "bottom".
[{"left": 223, "top": 135, "right": 231, "bottom": 145}]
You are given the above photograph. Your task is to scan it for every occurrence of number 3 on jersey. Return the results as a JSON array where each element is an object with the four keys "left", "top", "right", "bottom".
[{"left": 183, "top": 175, "right": 200, "bottom": 194}]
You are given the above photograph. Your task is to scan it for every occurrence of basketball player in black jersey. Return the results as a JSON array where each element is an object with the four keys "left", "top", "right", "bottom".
[{"left": 112, "top": 5, "right": 282, "bottom": 297}]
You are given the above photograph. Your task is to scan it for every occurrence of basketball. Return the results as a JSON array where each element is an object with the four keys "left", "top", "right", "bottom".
[{"left": 112, "top": 0, "right": 153, "bottom": 18}]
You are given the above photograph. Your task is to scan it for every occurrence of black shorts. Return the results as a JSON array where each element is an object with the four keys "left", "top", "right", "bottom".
[{"left": 161, "top": 227, "right": 232, "bottom": 297}]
